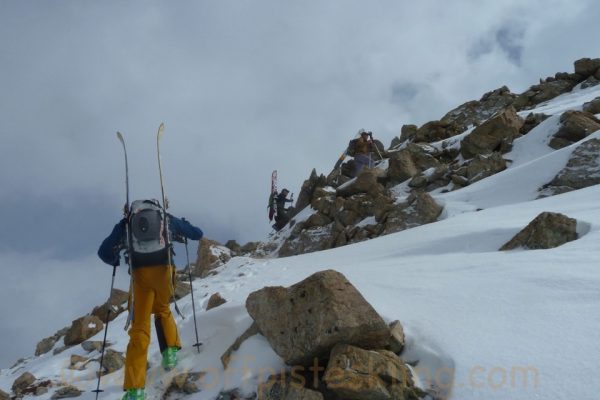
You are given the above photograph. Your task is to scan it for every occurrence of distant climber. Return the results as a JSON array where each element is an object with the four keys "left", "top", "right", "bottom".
[
  {"left": 273, "top": 188, "right": 294, "bottom": 231},
  {"left": 352, "top": 130, "right": 375, "bottom": 177},
  {"left": 97, "top": 199, "right": 203, "bottom": 400}
]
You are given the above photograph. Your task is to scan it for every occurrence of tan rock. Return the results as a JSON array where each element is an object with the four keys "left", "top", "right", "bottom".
[
  {"left": 12, "top": 371, "right": 36, "bottom": 394},
  {"left": 91, "top": 288, "right": 129, "bottom": 322},
  {"left": 500, "top": 212, "right": 578, "bottom": 250},
  {"left": 549, "top": 110, "right": 600, "bottom": 149},
  {"left": 206, "top": 292, "right": 227, "bottom": 311},
  {"left": 64, "top": 316, "right": 104, "bottom": 346},
  {"left": 195, "top": 238, "right": 232, "bottom": 278}
]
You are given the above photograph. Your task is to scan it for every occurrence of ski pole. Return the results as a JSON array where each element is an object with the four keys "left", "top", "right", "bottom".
[
  {"left": 185, "top": 238, "right": 202, "bottom": 352},
  {"left": 370, "top": 132, "right": 384, "bottom": 161},
  {"left": 92, "top": 265, "right": 117, "bottom": 400}
]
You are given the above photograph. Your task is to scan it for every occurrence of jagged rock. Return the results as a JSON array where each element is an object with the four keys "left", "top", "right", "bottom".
[
  {"left": 388, "top": 151, "right": 419, "bottom": 184},
  {"left": 206, "top": 292, "right": 227, "bottom": 311},
  {"left": 541, "top": 138, "right": 600, "bottom": 196},
  {"left": 337, "top": 169, "right": 385, "bottom": 197},
  {"left": 221, "top": 323, "right": 260, "bottom": 369},
  {"left": 241, "top": 241, "right": 260, "bottom": 254},
  {"left": 520, "top": 113, "right": 551, "bottom": 135},
  {"left": 36, "top": 336, "right": 58, "bottom": 356},
  {"left": 69, "top": 354, "right": 88, "bottom": 370},
  {"left": 388, "top": 320, "right": 405, "bottom": 354},
  {"left": 246, "top": 270, "right": 390, "bottom": 366},
  {"left": 81, "top": 340, "right": 104, "bottom": 353},
  {"left": 404, "top": 143, "right": 441, "bottom": 171},
  {"left": 580, "top": 76, "right": 600, "bottom": 90},
  {"left": 0, "top": 388, "right": 9, "bottom": 400},
  {"left": 342, "top": 193, "right": 395, "bottom": 223},
  {"left": 408, "top": 174, "right": 428, "bottom": 188},
  {"left": 310, "top": 187, "right": 336, "bottom": 216},
  {"left": 383, "top": 192, "right": 443, "bottom": 235},
  {"left": 500, "top": 212, "right": 578, "bottom": 250},
  {"left": 258, "top": 374, "right": 323, "bottom": 400},
  {"left": 574, "top": 58, "right": 600, "bottom": 77},
  {"left": 414, "top": 120, "right": 461, "bottom": 143},
  {"left": 295, "top": 169, "right": 327, "bottom": 215},
  {"left": 166, "top": 372, "right": 206, "bottom": 395},
  {"left": 583, "top": 97, "right": 600, "bottom": 115},
  {"left": 278, "top": 223, "right": 335, "bottom": 257},
  {"left": 225, "top": 240, "right": 242, "bottom": 256},
  {"left": 324, "top": 344, "right": 413, "bottom": 400},
  {"left": 50, "top": 385, "right": 82, "bottom": 399},
  {"left": 64, "top": 316, "right": 104, "bottom": 346},
  {"left": 91, "top": 288, "right": 129, "bottom": 322},
  {"left": 441, "top": 86, "right": 516, "bottom": 132},
  {"left": 12, "top": 372, "right": 36, "bottom": 394},
  {"left": 20, "top": 380, "right": 52, "bottom": 397},
  {"left": 372, "top": 139, "right": 386, "bottom": 160},
  {"left": 195, "top": 238, "right": 232, "bottom": 277},
  {"left": 303, "top": 212, "right": 332, "bottom": 229},
  {"left": 549, "top": 111, "right": 600, "bottom": 149},
  {"left": 513, "top": 79, "right": 576, "bottom": 110},
  {"left": 98, "top": 349, "right": 125, "bottom": 376},
  {"left": 460, "top": 106, "right": 524, "bottom": 158},
  {"left": 340, "top": 159, "right": 357, "bottom": 178},
  {"left": 460, "top": 152, "right": 507, "bottom": 184}
]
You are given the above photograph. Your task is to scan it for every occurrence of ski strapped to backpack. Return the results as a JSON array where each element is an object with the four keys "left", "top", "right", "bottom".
[{"left": 268, "top": 170, "right": 277, "bottom": 221}]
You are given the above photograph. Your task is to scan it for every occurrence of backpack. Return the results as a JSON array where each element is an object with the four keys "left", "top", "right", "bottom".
[
  {"left": 128, "top": 199, "right": 171, "bottom": 268},
  {"left": 347, "top": 139, "right": 359, "bottom": 157}
]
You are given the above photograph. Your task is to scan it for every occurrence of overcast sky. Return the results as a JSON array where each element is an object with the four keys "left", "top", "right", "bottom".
[{"left": 1, "top": 0, "right": 599, "bottom": 368}]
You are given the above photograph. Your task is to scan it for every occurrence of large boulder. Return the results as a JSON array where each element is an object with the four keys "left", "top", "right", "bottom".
[
  {"left": 513, "top": 80, "right": 576, "bottom": 110},
  {"left": 195, "top": 238, "right": 232, "bottom": 277},
  {"left": 414, "top": 120, "right": 461, "bottom": 143},
  {"left": 453, "top": 152, "right": 507, "bottom": 185},
  {"left": 582, "top": 97, "right": 600, "bottom": 115},
  {"left": 387, "top": 151, "right": 419, "bottom": 184},
  {"left": 278, "top": 223, "right": 336, "bottom": 257},
  {"left": 12, "top": 372, "right": 36, "bottom": 394},
  {"left": 500, "top": 212, "right": 578, "bottom": 250},
  {"left": 323, "top": 344, "right": 413, "bottom": 400},
  {"left": 541, "top": 138, "right": 600, "bottom": 196},
  {"left": 383, "top": 192, "right": 443, "bottom": 235},
  {"left": 398, "top": 124, "right": 418, "bottom": 144},
  {"left": 337, "top": 169, "right": 385, "bottom": 198},
  {"left": 548, "top": 111, "right": 600, "bottom": 149},
  {"left": 441, "top": 86, "right": 516, "bottom": 132},
  {"left": 574, "top": 58, "right": 600, "bottom": 78},
  {"left": 520, "top": 113, "right": 551, "bottom": 135},
  {"left": 246, "top": 270, "right": 390, "bottom": 366},
  {"left": 91, "top": 288, "right": 129, "bottom": 322},
  {"left": 460, "top": 106, "right": 524, "bottom": 158},
  {"left": 310, "top": 187, "right": 337, "bottom": 217},
  {"left": 64, "top": 315, "right": 104, "bottom": 346},
  {"left": 98, "top": 349, "right": 125, "bottom": 376}
]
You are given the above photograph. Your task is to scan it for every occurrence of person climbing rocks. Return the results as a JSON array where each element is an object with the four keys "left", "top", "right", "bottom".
[
  {"left": 353, "top": 130, "right": 374, "bottom": 177},
  {"left": 273, "top": 188, "right": 294, "bottom": 231},
  {"left": 97, "top": 199, "right": 203, "bottom": 400}
]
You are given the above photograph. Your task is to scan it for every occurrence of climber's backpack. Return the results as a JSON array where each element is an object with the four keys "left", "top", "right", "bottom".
[
  {"left": 347, "top": 139, "right": 359, "bottom": 157},
  {"left": 128, "top": 199, "right": 170, "bottom": 268}
]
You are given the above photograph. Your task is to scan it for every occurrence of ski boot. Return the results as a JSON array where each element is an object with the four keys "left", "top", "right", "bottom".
[
  {"left": 162, "top": 346, "right": 178, "bottom": 370},
  {"left": 122, "top": 388, "right": 144, "bottom": 400}
]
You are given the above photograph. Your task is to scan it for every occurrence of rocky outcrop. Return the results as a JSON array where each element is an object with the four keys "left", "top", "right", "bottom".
[
  {"left": 51, "top": 386, "right": 82, "bottom": 399},
  {"left": 520, "top": 113, "right": 550, "bottom": 135},
  {"left": 206, "top": 292, "right": 227, "bottom": 310},
  {"left": 441, "top": 86, "right": 516, "bottom": 133},
  {"left": 195, "top": 238, "right": 232, "bottom": 277},
  {"left": 90, "top": 288, "right": 129, "bottom": 322},
  {"left": 98, "top": 349, "right": 125, "bottom": 376},
  {"left": 540, "top": 138, "right": 600, "bottom": 196},
  {"left": 323, "top": 344, "right": 413, "bottom": 400},
  {"left": 548, "top": 111, "right": 600, "bottom": 149},
  {"left": 500, "top": 212, "right": 578, "bottom": 250},
  {"left": 295, "top": 169, "right": 327, "bottom": 216},
  {"left": 451, "top": 152, "right": 506, "bottom": 186},
  {"left": 278, "top": 223, "right": 336, "bottom": 257},
  {"left": 64, "top": 316, "right": 103, "bottom": 346},
  {"left": 414, "top": 120, "right": 462, "bottom": 143},
  {"left": 383, "top": 193, "right": 443, "bottom": 235},
  {"left": 258, "top": 375, "right": 324, "bottom": 400},
  {"left": 337, "top": 169, "right": 385, "bottom": 197},
  {"left": 513, "top": 79, "right": 576, "bottom": 110},
  {"left": 574, "top": 57, "right": 600, "bottom": 77},
  {"left": 12, "top": 372, "right": 36, "bottom": 394},
  {"left": 460, "top": 106, "right": 524, "bottom": 159},
  {"left": 583, "top": 97, "right": 600, "bottom": 115},
  {"left": 35, "top": 327, "right": 69, "bottom": 356},
  {"left": 246, "top": 270, "right": 390, "bottom": 366},
  {"left": 388, "top": 320, "right": 405, "bottom": 354}
]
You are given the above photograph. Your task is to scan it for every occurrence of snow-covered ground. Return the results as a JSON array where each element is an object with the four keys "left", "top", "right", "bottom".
[{"left": 2, "top": 86, "right": 600, "bottom": 400}]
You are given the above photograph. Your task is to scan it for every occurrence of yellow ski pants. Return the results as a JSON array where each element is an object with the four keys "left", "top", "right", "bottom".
[{"left": 124, "top": 265, "right": 181, "bottom": 390}]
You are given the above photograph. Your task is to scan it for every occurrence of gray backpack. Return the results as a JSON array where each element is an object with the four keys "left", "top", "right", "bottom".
[{"left": 128, "top": 199, "right": 171, "bottom": 268}]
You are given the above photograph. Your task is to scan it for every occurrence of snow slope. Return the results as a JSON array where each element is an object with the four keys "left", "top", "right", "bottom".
[{"left": 2, "top": 86, "right": 600, "bottom": 400}]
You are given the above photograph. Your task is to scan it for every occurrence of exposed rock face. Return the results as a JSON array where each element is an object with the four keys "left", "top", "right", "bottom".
[
  {"left": 295, "top": 169, "right": 327, "bottom": 216},
  {"left": 441, "top": 86, "right": 516, "bottom": 132},
  {"left": 206, "top": 292, "right": 227, "bottom": 310},
  {"left": 323, "top": 344, "right": 413, "bottom": 400},
  {"left": 388, "top": 320, "right": 405, "bottom": 354},
  {"left": 12, "top": 372, "right": 36, "bottom": 394},
  {"left": 246, "top": 270, "right": 390, "bottom": 366},
  {"left": 513, "top": 79, "right": 576, "bottom": 110},
  {"left": 64, "top": 316, "right": 104, "bottom": 346},
  {"left": 383, "top": 193, "right": 443, "bottom": 235},
  {"left": 414, "top": 120, "right": 461, "bottom": 143},
  {"left": 399, "top": 124, "right": 418, "bottom": 144},
  {"left": 91, "top": 288, "right": 129, "bottom": 322},
  {"left": 225, "top": 240, "right": 243, "bottom": 256},
  {"left": 541, "top": 138, "right": 600, "bottom": 196},
  {"left": 500, "top": 212, "right": 578, "bottom": 250},
  {"left": 388, "top": 150, "right": 419, "bottom": 184},
  {"left": 195, "top": 238, "right": 232, "bottom": 277},
  {"left": 460, "top": 106, "right": 524, "bottom": 159},
  {"left": 81, "top": 341, "right": 104, "bottom": 353},
  {"left": 452, "top": 152, "right": 507, "bottom": 185},
  {"left": 35, "top": 327, "right": 69, "bottom": 356},
  {"left": 278, "top": 223, "right": 335, "bottom": 257},
  {"left": 520, "top": 113, "right": 550, "bottom": 135},
  {"left": 582, "top": 97, "right": 600, "bottom": 115},
  {"left": 548, "top": 111, "right": 600, "bottom": 149},
  {"left": 0, "top": 388, "right": 9, "bottom": 400},
  {"left": 337, "top": 169, "right": 385, "bottom": 197},
  {"left": 258, "top": 375, "right": 324, "bottom": 400}
]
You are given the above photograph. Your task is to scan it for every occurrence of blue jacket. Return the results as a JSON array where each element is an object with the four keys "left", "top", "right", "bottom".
[{"left": 98, "top": 215, "right": 203, "bottom": 267}]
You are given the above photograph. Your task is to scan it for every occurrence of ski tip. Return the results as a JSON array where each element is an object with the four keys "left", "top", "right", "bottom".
[
  {"left": 116, "top": 131, "right": 124, "bottom": 141},
  {"left": 157, "top": 123, "right": 165, "bottom": 139}
]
